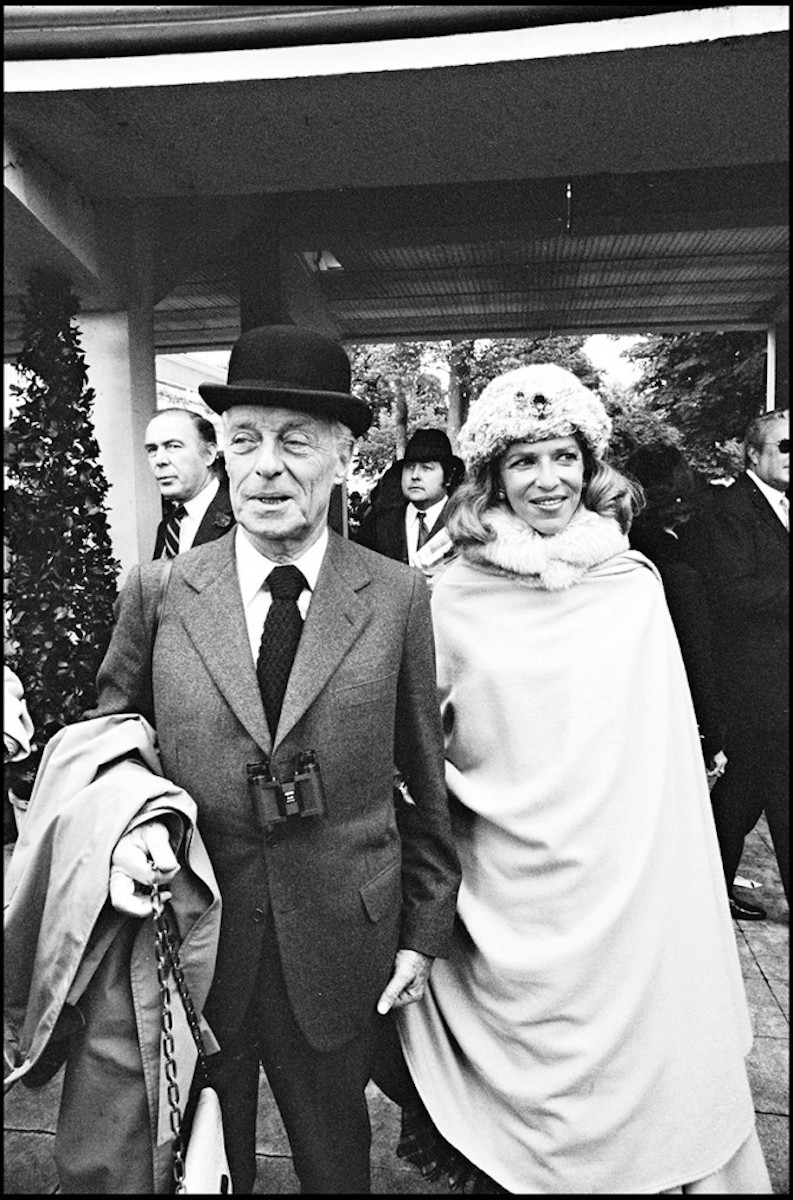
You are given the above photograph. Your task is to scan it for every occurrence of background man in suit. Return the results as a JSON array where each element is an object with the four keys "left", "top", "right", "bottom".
[
  {"left": 98, "top": 325, "right": 461, "bottom": 1194},
  {"left": 682, "top": 407, "right": 789, "bottom": 921},
  {"left": 145, "top": 407, "right": 234, "bottom": 558},
  {"left": 355, "top": 428, "right": 464, "bottom": 569}
]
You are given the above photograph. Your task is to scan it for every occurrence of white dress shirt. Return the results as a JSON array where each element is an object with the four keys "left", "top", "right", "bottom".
[
  {"left": 746, "top": 469, "right": 789, "bottom": 527},
  {"left": 178, "top": 476, "right": 220, "bottom": 552},
  {"left": 405, "top": 497, "right": 447, "bottom": 563},
  {"left": 235, "top": 525, "right": 328, "bottom": 661}
]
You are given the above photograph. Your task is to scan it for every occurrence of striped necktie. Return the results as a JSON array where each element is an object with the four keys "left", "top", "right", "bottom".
[
  {"left": 162, "top": 504, "right": 186, "bottom": 559},
  {"left": 781, "top": 494, "right": 789, "bottom": 531}
]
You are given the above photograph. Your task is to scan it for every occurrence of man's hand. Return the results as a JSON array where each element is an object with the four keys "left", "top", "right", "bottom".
[
  {"left": 109, "top": 819, "right": 180, "bottom": 917},
  {"left": 377, "top": 949, "right": 434, "bottom": 1015},
  {"left": 706, "top": 749, "right": 728, "bottom": 793}
]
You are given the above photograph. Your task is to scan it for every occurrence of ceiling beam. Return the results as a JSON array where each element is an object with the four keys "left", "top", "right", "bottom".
[{"left": 3, "top": 6, "right": 723, "bottom": 61}]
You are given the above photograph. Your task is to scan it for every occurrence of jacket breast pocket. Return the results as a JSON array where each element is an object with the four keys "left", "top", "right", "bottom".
[{"left": 334, "top": 672, "right": 398, "bottom": 711}]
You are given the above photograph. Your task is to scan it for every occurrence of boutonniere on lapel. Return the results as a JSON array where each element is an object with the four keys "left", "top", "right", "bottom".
[{"left": 213, "top": 513, "right": 233, "bottom": 529}]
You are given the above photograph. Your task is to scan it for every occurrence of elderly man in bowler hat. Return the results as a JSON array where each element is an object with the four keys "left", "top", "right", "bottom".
[
  {"left": 92, "top": 325, "right": 461, "bottom": 1193},
  {"left": 356, "top": 428, "right": 465, "bottom": 579}
]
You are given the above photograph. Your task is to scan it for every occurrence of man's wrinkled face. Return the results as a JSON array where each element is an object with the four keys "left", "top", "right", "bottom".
[
  {"left": 224, "top": 405, "right": 352, "bottom": 561},
  {"left": 749, "top": 415, "right": 789, "bottom": 493},
  {"left": 145, "top": 411, "right": 216, "bottom": 503}
]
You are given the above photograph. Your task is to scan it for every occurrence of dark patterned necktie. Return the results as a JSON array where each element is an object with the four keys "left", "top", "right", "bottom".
[
  {"left": 257, "top": 565, "right": 307, "bottom": 736},
  {"left": 162, "top": 504, "right": 186, "bottom": 559},
  {"left": 416, "top": 510, "right": 429, "bottom": 550}
]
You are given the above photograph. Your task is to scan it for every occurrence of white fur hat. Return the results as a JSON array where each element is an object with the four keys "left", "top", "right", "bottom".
[{"left": 458, "top": 363, "right": 612, "bottom": 469}]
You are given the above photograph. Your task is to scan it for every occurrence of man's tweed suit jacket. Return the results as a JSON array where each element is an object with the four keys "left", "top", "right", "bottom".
[{"left": 92, "top": 529, "right": 461, "bottom": 1052}]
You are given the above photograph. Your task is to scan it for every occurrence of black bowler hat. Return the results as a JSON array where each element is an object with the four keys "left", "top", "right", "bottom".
[
  {"left": 199, "top": 324, "right": 372, "bottom": 438},
  {"left": 403, "top": 428, "right": 465, "bottom": 487}
]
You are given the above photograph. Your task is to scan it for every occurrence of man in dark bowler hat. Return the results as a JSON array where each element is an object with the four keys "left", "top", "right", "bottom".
[
  {"left": 682, "top": 407, "right": 789, "bottom": 921},
  {"left": 355, "top": 428, "right": 465, "bottom": 578},
  {"left": 146, "top": 407, "right": 234, "bottom": 559},
  {"left": 94, "top": 325, "right": 461, "bottom": 1193}
]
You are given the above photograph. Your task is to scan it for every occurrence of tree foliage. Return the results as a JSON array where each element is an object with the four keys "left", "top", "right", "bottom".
[
  {"left": 5, "top": 270, "right": 120, "bottom": 762},
  {"left": 347, "top": 334, "right": 620, "bottom": 483},
  {"left": 347, "top": 330, "right": 768, "bottom": 487},
  {"left": 626, "top": 331, "right": 768, "bottom": 477},
  {"left": 465, "top": 335, "right": 602, "bottom": 399},
  {"left": 346, "top": 342, "right": 447, "bottom": 478},
  {"left": 599, "top": 378, "right": 684, "bottom": 472}
]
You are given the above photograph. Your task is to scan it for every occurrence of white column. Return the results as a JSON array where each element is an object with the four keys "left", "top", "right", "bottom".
[
  {"left": 769, "top": 318, "right": 789, "bottom": 412},
  {"left": 766, "top": 327, "right": 776, "bottom": 413},
  {"left": 81, "top": 308, "right": 160, "bottom": 582}
]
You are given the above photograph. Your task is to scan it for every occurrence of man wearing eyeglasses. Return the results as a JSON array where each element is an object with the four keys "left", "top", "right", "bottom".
[{"left": 682, "top": 408, "right": 789, "bottom": 921}]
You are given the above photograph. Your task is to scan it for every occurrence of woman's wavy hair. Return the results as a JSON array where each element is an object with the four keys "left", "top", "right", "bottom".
[{"left": 447, "top": 436, "right": 644, "bottom": 547}]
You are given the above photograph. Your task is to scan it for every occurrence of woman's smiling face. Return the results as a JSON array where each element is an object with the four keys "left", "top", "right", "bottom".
[{"left": 498, "top": 435, "right": 585, "bottom": 536}]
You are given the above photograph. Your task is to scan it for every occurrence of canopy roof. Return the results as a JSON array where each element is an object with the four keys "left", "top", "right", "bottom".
[{"left": 4, "top": 5, "right": 788, "bottom": 353}]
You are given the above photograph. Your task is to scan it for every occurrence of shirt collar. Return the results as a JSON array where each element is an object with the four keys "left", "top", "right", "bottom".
[
  {"left": 235, "top": 524, "right": 328, "bottom": 607},
  {"left": 746, "top": 468, "right": 787, "bottom": 514},
  {"left": 182, "top": 475, "right": 219, "bottom": 518},
  {"left": 408, "top": 497, "right": 447, "bottom": 529}
]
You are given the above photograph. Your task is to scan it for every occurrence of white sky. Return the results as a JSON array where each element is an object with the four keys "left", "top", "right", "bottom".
[{"left": 583, "top": 334, "right": 644, "bottom": 387}]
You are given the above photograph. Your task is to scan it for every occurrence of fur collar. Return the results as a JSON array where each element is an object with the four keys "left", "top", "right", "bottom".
[{"left": 463, "top": 506, "right": 629, "bottom": 590}]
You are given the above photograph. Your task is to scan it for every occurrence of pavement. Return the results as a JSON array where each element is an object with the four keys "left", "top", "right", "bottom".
[{"left": 4, "top": 815, "right": 789, "bottom": 1194}]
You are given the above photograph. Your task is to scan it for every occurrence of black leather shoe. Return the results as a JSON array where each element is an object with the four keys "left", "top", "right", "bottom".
[{"left": 729, "top": 895, "right": 767, "bottom": 921}]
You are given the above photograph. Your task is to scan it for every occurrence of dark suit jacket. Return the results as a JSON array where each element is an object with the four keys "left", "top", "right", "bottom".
[
  {"left": 92, "top": 530, "right": 461, "bottom": 1052},
  {"left": 680, "top": 472, "right": 789, "bottom": 730},
  {"left": 151, "top": 478, "right": 235, "bottom": 559},
  {"left": 629, "top": 520, "right": 725, "bottom": 760},
  {"left": 355, "top": 499, "right": 451, "bottom": 563}
]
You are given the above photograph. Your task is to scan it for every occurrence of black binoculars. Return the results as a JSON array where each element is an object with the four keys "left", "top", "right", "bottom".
[{"left": 247, "top": 751, "right": 328, "bottom": 839}]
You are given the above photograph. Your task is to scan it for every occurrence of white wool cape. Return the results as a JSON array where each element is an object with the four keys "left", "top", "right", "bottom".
[{"left": 398, "top": 508, "right": 757, "bottom": 1194}]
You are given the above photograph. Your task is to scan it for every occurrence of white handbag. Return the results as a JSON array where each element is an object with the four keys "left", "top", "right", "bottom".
[{"left": 182, "top": 1085, "right": 232, "bottom": 1194}]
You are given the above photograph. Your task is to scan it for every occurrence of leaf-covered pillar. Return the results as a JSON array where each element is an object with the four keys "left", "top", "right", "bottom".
[{"left": 5, "top": 269, "right": 121, "bottom": 760}]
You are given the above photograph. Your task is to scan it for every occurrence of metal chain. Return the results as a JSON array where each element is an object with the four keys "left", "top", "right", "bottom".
[
  {"left": 158, "top": 907, "right": 209, "bottom": 1082},
  {"left": 152, "top": 882, "right": 187, "bottom": 1192}
]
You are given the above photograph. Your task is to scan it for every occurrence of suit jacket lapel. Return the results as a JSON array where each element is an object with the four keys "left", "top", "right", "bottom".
[
  {"left": 742, "top": 474, "right": 788, "bottom": 543},
  {"left": 194, "top": 480, "right": 235, "bottom": 546},
  {"left": 178, "top": 538, "right": 271, "bottom": 753},
  {"left": 276, "top": 533, "right": 373, "bottom": 747},
  {"left": 427, "top": 499, "right": 450, "bottom": 541}
]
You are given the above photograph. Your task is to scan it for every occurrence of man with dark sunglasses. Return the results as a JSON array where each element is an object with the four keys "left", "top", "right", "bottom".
[{"left": 682, "top": 408, "right": 789, "bottom": 921}]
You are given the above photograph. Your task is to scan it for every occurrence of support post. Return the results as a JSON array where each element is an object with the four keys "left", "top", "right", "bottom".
[
  {"left": 81, "top": 309, "right": 161, "bottom": 581},
  {"left": 768, "top": 319, "right": 789, "bottom": 411}
]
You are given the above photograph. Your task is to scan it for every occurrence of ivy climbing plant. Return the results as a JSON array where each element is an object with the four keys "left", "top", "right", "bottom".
[{"left": 5, "top": 270, "right": 120, "bottom": 775}]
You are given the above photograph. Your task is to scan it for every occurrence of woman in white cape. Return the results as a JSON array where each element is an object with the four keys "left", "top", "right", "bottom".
[{"left": 396, "top": 364, "right": 771, "bottom": 1194}]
